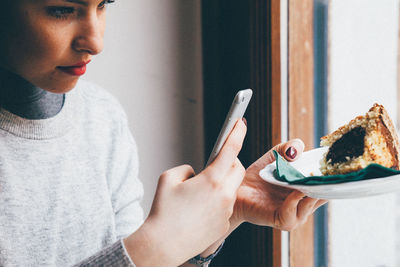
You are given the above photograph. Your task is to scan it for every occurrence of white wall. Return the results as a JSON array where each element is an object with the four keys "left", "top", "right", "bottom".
[
  {"left": 328, "top": 0, "right": 399, "bottom": 266},
  {"left": 85, "top": 1, "right": 204, "bottom": 215}
]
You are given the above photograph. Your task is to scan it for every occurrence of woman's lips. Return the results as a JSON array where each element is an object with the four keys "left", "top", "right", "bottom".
[{"left": 57, "top": 60, "right": 91, "bottom": 76}]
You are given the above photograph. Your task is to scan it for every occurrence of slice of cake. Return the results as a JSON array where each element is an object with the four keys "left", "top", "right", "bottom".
[{"left": 320, "top": 103, "right": 400, "bottom": 175}]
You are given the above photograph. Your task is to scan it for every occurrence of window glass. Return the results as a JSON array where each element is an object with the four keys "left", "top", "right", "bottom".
[{"left": 317, "top": 0, "right": 400, "bottom": 266}]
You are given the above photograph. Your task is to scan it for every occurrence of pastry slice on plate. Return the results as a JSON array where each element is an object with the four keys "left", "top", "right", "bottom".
[{"left": 320, "top": 103, "right": 400, "bottom": 175}]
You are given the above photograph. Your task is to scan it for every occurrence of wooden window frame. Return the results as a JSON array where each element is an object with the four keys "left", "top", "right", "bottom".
[
  {"left": 287, "top": 0, "right": 315, "bottom": 266},
  {"left": 202, "top": 0, "right": 315, "bottom": 265},
  {"left": 273, "top": 0, "right": 316, "bottom": 266}
]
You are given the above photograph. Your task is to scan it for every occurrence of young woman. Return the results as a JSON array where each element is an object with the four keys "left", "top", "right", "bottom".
[{"left": 0, "top": 0, "right": 326, "bottom": 266}]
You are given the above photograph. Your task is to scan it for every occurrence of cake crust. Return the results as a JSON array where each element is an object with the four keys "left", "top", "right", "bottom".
[{"left": 320, "top": 104, "right": 400, "bottom": 175}]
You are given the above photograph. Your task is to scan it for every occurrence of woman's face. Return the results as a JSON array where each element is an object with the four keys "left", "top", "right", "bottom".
[{"left": 0, "top": 0, "right": 111, "bottom": 93}]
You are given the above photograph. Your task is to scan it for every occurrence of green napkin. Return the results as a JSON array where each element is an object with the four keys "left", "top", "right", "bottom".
[{"left": 273, "top": 150, "right": 400, "bottom": 185}]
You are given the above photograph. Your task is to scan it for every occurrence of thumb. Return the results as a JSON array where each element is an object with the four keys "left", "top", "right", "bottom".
[
  {"left": 248, "top": 139, "right": 305, "bottom": 171},
  {"left": 271, "top": 138, "right": 305, "bottom": 162}
]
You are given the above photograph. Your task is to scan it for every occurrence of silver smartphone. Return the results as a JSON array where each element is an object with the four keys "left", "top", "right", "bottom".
[{"left": 205, "top": 89, "right": 253, "bottom": 167}]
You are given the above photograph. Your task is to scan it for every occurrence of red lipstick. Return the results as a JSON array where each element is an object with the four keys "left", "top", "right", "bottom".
[{"left": 58, "top": 60, "right": 91, "bottom": 76}]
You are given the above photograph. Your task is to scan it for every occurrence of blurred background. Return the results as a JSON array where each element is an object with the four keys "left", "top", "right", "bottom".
[
  {"left": 86, "top": 0, "right": 400, "bottom": 266},
  {"left": 86, "top": 1, "right": 204, "bottom": 215}
]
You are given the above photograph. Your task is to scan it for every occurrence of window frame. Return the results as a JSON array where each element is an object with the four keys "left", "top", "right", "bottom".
[{"left": 275, "top": 0, "right": 316, "bottom": 266}]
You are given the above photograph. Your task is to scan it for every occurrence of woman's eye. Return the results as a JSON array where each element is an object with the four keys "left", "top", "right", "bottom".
[
  {"left": 98, "top": 0, "right": 115, "bottom": 10},
  {"left": 46, "top": 7, "right": 75, "bottom": 19}
]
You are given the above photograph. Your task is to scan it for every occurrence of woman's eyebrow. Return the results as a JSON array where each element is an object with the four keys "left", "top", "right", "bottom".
[{"left": 63, "top": 0, "right": 88, "bottom": 6}]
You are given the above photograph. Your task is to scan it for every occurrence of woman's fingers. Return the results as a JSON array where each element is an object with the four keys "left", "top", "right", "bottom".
[
  {"left": 297, "top": 198, "right": 328, "bottom": 224},
  {"left": 206, "top": 119, "right": 247, "bottom": 178},
  {"left": 277, "top": 191, "right": 328, "bottom": 230},
  {"left": 275, "top": 138, "right": 305, "bottom": 162},
  {"left": 297, "top": 197, "right": 319, "bottom": 221},
  {"left": 248, "top": 139, "right": 305, "bottom": 172},
  {"left": 281, "top": 190, "right": 305, "bottom": 217},
  {"left": 312, "top": 199, "right": 329, "bottom": 213}
]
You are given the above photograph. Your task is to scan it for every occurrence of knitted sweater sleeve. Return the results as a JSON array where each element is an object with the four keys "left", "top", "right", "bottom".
[
  {"left": 73, "top": 240, "right": 136, "bottom": 266},
  {"left": 109, "top": 114, "right": 144, "bottom": 240},
  {"left": 75, "top": 113, "right": 143, "bottom": 267}
]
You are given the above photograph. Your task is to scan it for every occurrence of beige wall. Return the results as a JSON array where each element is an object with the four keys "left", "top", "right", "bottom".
[{"left": 85, "top": 0, "right": 204, "bottom": 215}]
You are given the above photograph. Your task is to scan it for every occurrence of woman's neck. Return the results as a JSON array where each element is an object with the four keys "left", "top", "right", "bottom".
[{"left": 0, "top": 68, "right": 64, "bottom": 119}]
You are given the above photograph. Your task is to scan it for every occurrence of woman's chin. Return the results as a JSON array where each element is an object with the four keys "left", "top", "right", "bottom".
[
  {"left": 40, "top": 78, "right": 80, "bottom": 94},
  {"left": 0, "top": 67, "right": 81, "bottom": 94}
]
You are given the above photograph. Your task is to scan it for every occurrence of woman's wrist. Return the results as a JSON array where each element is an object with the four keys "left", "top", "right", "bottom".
[
  {"left": 125, "top": 217, "right": 244, "bottom": 267},
  {"left": 123, "top": 220, "right": 177, "bottom": 267},
  {"left": 199, "top": 217, "right": 243, "bottom": 258},
  {"left": 188, "top": 240, "right": 225, "bottom": 266}
]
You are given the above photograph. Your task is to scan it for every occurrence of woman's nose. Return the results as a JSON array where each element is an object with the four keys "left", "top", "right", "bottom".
[{"left": 72, "top": 13, "right": 105, "bottom": 55}]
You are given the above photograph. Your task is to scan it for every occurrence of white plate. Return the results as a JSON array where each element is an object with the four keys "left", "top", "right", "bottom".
[{"left": 259, "top": 147, "right": 400, "bottom": 199}]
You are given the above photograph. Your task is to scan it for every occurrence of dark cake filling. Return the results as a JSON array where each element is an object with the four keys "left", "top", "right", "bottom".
[{"left": 327, "top": 126, "right": 366, "bottom": 164}]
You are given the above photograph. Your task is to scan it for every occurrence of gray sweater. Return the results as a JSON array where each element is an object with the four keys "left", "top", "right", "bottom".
[{"left": 0, "top": 80, "right": 143, "bottom": 266}]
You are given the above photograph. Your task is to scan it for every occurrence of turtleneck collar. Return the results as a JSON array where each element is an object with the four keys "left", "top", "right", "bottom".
[{"left": 0, "top": 69, "right": 64, "bottom": 119}]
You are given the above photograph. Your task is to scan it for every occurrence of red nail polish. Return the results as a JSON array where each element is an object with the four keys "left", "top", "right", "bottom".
[
  {"left": 285, "top": 147, "right": 297, "bottom": 159},
  {"left": 242, "top": 117, "right": 247, "bottom": 126}
]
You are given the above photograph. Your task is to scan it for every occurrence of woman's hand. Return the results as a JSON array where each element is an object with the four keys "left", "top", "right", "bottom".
[
  {"left": 194, "top": 140, "right": 328, "bottom": 263},
  {"left": 124, "top": 120, "right": 247, "bottom": 267},
  {"left": 233, "top": 139, "right": 327, "bottom": 230}
]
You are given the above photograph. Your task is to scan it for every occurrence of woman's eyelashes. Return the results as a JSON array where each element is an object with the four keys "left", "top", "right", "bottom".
[
  {"left": 46, "top": 1, "right": 115, "bottom": 20},
  {"left": 99, "top": 0, "right": 115, "bottom": 10}
]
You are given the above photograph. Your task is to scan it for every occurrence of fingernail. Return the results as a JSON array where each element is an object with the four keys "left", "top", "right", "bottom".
[
  {"left": 285, "top": 146, "right": 297, "bottom": 159},
  {"left": 242, "top": 117, "right": 247, "bottom": 126}
]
